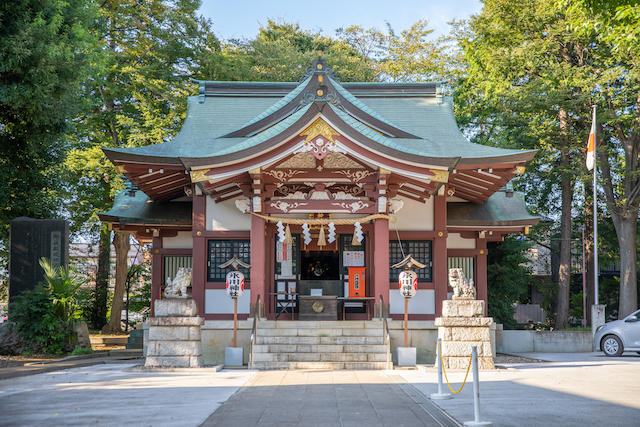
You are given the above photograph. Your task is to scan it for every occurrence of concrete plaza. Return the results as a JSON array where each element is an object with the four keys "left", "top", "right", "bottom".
[{"left": 0, "top": 351, "right": 639, "bottom": 426}]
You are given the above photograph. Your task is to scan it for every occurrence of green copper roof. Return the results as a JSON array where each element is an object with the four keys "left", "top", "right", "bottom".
[
  {"left": 328, "top": 76, "right": 414, "bottom": 134},
  {"left": 99, "top": 189, "right": 191, "bottom": 224},
  {"left": 104, "top": 67, "right": 536, "bottom": 168},
  {"left": 447, "top": 192, "right": 538, "bottom": 227}
]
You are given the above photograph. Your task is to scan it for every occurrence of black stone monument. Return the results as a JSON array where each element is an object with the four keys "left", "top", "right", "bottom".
[{"left": 9, "top": 217, "right": 69, "bottom": 302}]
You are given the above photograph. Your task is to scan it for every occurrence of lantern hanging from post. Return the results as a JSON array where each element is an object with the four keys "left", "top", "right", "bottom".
[
  {"left": 398, "top": 269, "right": 418, "bottom": 298},
  {"left": 225, "top": 270, "right": 245, "bottom": 298},
  {"left": 219, "top": 256, "right": 251, "bottom": 351},
  {"left": 391, "top": 254, "right": 427, "bottom": 354}
]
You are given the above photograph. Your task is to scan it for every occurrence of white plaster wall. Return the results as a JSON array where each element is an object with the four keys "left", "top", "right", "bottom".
[
  {"left": 389, "top": 289, "right": 435, "bottom": 314},
  {"left": 205, "top": 289, "right": 251, "bottom": 314},
  {"left": 447, "top": 232, "right": 476, "bottom": 249},
  {"left": 162, "top": 231, "right": 193, "bottom": 249},
  {"left": 392, "top": 196, "right": 434, "bottom": 230},
  {"left": 206, "top": 198, "right": 251, "bottom": 231}
]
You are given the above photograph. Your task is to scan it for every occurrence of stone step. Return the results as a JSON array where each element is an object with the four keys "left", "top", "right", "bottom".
[
  {"left": 90, "top": 336, "right": 129, "bottom": 345},
  {"left": 253, "top": 344, "right": 387, "bottom": 354},
  {"left": 252, "top": 352, "right": 388, "bottom": 363},
  {"left": 256, "top": 336, "right": 384, "bottom": 345},
  {"left": 252, "top": 361, "right": 390, "bottom": 370},
  {"left": 257, "top": 328, "right": 382, "bottom": 337},
  {"left": 257, "top": 320, "right": 382, "bottom": 329}
]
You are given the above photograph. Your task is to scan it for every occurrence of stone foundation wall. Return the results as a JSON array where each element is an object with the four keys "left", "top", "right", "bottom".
[{"left": 144, "top": 319, "right": 499, "bottom": 366}]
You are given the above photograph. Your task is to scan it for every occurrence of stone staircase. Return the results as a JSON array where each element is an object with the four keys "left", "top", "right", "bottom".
[{"left": 251, "top": 320, "right": 391, "bottom": 370}]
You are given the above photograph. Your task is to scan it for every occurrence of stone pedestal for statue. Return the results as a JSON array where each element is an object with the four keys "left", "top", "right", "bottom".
[
  {"left": 435, "top": 299, "right": 494, "bottom": 370},
  {"left": 145, "top": 299, "right": 204, "bottom": 368}
]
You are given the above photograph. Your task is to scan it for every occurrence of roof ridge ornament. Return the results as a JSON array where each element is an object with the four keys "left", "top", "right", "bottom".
[{"left": 299, "top": 52, "right": 339, "bottom": 83}]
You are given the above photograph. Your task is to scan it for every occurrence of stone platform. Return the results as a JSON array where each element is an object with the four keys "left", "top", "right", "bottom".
[
  {"left": 434, "top": 299, "right": 494, "bottom": 369},
  {"left": 145, "top": 299, "right": 205, "bottom": 368}
]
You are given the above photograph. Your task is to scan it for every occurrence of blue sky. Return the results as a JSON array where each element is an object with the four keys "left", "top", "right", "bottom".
[{"left": 198, "top": 0, "right": 482, "bottom": 41}]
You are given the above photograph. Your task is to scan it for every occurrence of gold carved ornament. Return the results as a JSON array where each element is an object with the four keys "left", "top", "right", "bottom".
[
  {"left": 428, "top": 169, "right": 450, "bottom": 183},
  {"left": 312, "top": 302, "right": 325, "bottom": 313},
  {"left": 190, "top": 169, "right": 211, "bottom": 183},
  {"left": 300, "top": 118, "right": 339, "bottom": 143}
]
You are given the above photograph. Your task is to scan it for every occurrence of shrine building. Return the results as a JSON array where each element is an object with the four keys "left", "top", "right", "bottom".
[{"left": 100, "top": 56, "right": 538, "bottom": 324}]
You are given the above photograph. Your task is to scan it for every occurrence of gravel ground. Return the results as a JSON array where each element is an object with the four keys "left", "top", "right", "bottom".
[{"left": 494, "top": 353, "right": 546, "bottom": 364}]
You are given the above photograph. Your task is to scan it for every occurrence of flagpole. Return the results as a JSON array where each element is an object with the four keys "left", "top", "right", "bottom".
[{"left": 592, "top": 105, "right": 598, "bottom": 306}]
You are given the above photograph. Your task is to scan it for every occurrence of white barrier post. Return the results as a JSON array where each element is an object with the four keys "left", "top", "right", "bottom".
[
  {"left": 430, "top": 338, "right": 452, "bottom": 400},
  {"left": 464, "top": 346, "right": 492, "bottom": 427}
]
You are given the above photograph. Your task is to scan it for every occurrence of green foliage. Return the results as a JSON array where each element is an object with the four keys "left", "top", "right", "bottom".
[
  {"left": 337, "top": 20, "right": 457, "bottom": 82},
  {"left": 199, "top": 19, "right": 378, "bottom": 82},
  {"left": 70, "top": 346, "right": 94, "bottom": 356},
  {"left": 487, "top": 236, "right": 534, "bottom": 329},
  {"left": 127, "top": 262, "right": 152, "bottom": 318},
  {"left": 0, "top": 0, "right": 100, "bottom": 242},
  {"left": 9, "top": 286, "right": 66, "bottom": 354},
  {"left": 39, "top": 258, "right": 85, "bottom": 322}
]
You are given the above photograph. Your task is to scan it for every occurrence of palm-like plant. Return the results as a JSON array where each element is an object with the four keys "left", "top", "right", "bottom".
[{"left": 39, "top": 258, "right": 84, "bottom": 322}]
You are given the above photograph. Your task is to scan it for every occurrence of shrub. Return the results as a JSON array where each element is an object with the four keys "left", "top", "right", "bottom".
[
  {"left": 10, "top": 286, "right": 67, "bottom": 354},
  {"left": 70, "top": 346, "right": 94, "bottom": 356}
]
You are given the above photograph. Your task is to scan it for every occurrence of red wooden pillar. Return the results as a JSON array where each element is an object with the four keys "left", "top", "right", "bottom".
[
  {"left": 250, "top": 214, "right": 266, "bottom": 305},
  {"left": 476, "top": 237, "right": 488, "bottom": 315},
  {"left": 191, "top": 192, "right": 207, "bottom": 316},
  {"left": 151, "top": 236, "right": 162, "bottom": 317},
  {"left": 373, "top": 218, "right": 389, "bottom": 303},
  {"left": 434, "top": 194, "right": 448, "bottom": 317}
]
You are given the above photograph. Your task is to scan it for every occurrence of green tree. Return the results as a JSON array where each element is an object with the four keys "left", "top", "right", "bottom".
[
  {"left": 561, "top": 0, "right": 640, "bottom": 318},
  {"left": 456, "top": 0, "right": 602, "bottom": 328},
  {"left": 200, "top": 19, "right": 377, "bottom": 82},
  {"left": 0, "top": 0, "right": 100, "bottom": 289},
  {"left": 65, "top": 0, "right": 218, "bottom": 332},
  {"left": 487, "top": 236, "right": 534, "bottom": 328},
  {"left": 337, "top": 20, "right": 457, "bottom": 82}
]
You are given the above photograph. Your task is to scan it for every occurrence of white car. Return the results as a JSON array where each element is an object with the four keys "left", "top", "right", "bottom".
[{"left": 594, "top": 309, "right": 640, "bottom": 356}]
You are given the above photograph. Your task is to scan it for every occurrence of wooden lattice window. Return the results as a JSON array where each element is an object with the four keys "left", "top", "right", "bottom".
[
  {"left": 207, "top": 240, "right": 251, "bottom": 282},
  {"left": 389, "top": 240, "right": 433, "bottom": 282}
]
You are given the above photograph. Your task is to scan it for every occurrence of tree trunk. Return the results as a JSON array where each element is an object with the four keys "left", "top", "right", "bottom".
[
  {"left": 555, "top": 111, "right": 572, "bottom": 330},
  {"left": 92, "top": 224, "right": 110, "bottom": 330},
  {"left": 613, "top": 214, "right": 639, "bottom": 319},
  {"left": 599, "top": 125, "right": 640, "bottom": 319},
  {"left": 102, "top": 231, "right": 130, "bottom": 334}
]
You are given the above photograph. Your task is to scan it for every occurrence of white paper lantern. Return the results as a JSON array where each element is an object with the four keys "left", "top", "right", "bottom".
[
  {"left": 398, "top": 270, "right": 417, "bottom": 298},
  {"left": 226, "top": 270, "right": 245, "bottom": 298}
]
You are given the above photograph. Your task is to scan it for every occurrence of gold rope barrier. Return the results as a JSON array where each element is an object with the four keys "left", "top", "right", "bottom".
[
  {"left": 439, "top": 342, "right": 473, "bottom": 394},
  {"left": 246, "top": 211, "right": 396, "bottom": 225}
]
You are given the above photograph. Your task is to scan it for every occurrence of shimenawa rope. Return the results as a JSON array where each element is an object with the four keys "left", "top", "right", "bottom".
[{"left": 246, "top": 211, "right": 396, "bottom": 225}]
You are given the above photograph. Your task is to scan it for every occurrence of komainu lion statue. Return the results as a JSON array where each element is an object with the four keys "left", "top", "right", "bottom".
[
  {"left": 448, "top": 268, "right": 476, "bottom": 300},
  {"left": 164, "top": 267, "right": 192, "bottom": 298}
]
